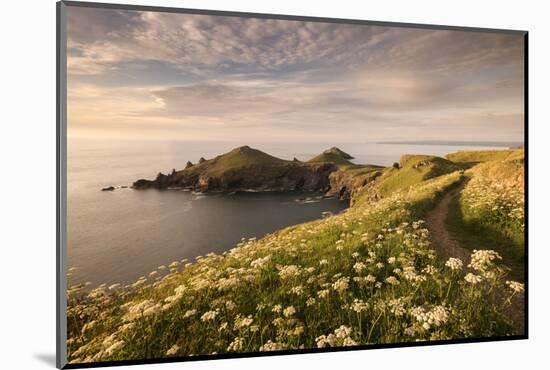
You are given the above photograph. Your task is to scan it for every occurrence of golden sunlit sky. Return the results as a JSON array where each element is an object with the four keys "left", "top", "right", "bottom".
[{"left": 67, "top": 6, "right": 525, "bottom": 143}]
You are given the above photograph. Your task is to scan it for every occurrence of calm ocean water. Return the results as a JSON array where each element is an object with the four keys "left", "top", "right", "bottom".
[{"left": 67, "top": 139, "right": 503, "bottom": 288}]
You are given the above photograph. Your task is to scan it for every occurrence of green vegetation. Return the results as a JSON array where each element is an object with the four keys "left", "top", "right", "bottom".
[
  {"left": 189, "top": 146, "right": 291, "bottom": 177},
  {"left": 308, "top": 152, "right": 354, "bottom": 166},
  {"left": 360, "top": 155, "right": 462, "bottom": 199},
  {"left": 67, "top": 149, "right": 524, "bottom": 364},
  {"left": 446, "top": 154, "right": 525, "bottom": 280},
  {"left": 308, "top": 147, "right": 356, "bottom": 166},
  {"left": 446, "top": 149, "right": 523, "bottom": 164}
]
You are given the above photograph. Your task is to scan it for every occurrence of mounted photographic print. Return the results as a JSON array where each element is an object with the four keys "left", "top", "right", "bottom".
[{"left": 57, "top": 1, "right": 527, "bottom": 368}]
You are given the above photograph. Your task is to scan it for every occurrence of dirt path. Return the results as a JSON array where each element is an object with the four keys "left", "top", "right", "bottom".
[
  {"left": 425, "top": 186, "right": 471, "bottom": 263},
  {"left": 426, "top": 183, "right": 525, "bottom": 335}
]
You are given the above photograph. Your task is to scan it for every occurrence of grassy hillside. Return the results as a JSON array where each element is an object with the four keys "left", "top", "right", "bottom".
[
  {"left": 352, "top": 155, "right": 462, "bottom": 205},
  {"left": 379, "top": 155, "right": 461, "bottom": 195},
  {"left": 446, "top": 149, "right": 524, "bottom": 164},
  {"left": 189, "top": 146, "right": 291, "bottom": 177},
  {"left": 308, "top": 153, "right": 354, "bottom": 166},
  {"left": 447, "top": 154, "right": 525, "bottom": 279},
  {"left": 308, "top": 147, "right": 355, "bottom": 166},
  {"left": 67, "top": 150, "right": 525, "bottom": 364}
]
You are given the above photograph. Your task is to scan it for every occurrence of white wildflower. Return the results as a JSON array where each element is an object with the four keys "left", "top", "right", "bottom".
[
  {"left": 445, "top": 258, "right": 463, "bottom": 271},
  {"left": 506, "top": 280, "right": 524, "bottom": 293},
  {"left": 353, "top": 262, "right": 367, "bottom": 273},
  {"left": 166, "top": 344, "right": 180, "bottom": 356},
  {"left": 332, "top": 277, "right": 350, "bottom": 293},
  {"left": 227, "top": 337, "right": 245, "bottom": 352},
  {"left": 283, "top": 306, "right": 296, "bottom": 317},
  {"left": 464, "top": 273, "right": 483, "bottom": 284},
  {"left": 385, "top": 276, "right": 400, "bottom": 286},
  {"left": 200, "top": 310, "right": 219, "bottom": 322}
]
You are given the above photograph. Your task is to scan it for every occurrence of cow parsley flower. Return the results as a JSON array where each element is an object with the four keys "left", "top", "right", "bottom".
[
  {"left": 183, "top": 309, "right": 197, "bottom": 318},
  {"left": 234, "top": 314, "right": 253, "bottom": 329},
  {"left": 468, "top": 250, "right": 502, "bottom": 272},
  {"left": 385, "top": 276, "right": 400, "bottom": 286},
  {"left": 350, "top": 299, "right": 369, "bottom": 313},
  {"left": 227, "top": 337, "right": 245, "bottom": 352},
  {"left": 445, "top": 257, "right": 463, "bottom": 271},
  {"left": 506, "top": 280, "right": 524, "bottom": 293},
  {"left": 283, "top": 306, "right": 296, "bottom": 317},
  {"left": 332, "top": 277, "right": 350, "bottom": 292},
  {"left": 200, "top": 310, "right": 219, "bottom": 322},
  {"left": 353, "top": 262, "right": 367, "bottom": 273},
  {"left": 316, "top": 326, "right": 356, "bottom": 348},
  {"left": 260, "top": 340, "right": 286, "bottom": 351},
  {"left": 317, "top": 289, "right": 330, "bottom": 299},
  {"left": 166, "top": 344, "right": 180, "bottom": 356},
  {"left": 464, "top": 273, "right": 483, "bottom": 284}
]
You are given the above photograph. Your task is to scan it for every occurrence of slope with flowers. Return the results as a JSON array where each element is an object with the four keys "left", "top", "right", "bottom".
[
  {"left": 446, "top": 150, "right": 525, "bottom": 279},
  {"left": 66, "top": 150, "right": 525, "bottom": 364}
]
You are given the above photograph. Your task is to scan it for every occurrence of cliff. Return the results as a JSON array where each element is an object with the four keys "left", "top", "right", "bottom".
[{"left": 133, "top": 146, "right": 343, "bottom": 193}]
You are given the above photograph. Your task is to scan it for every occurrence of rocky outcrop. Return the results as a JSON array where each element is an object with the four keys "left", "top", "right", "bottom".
[
  {"left": 132, "top": 146, "right": 373, "bottom": 196},
  {"left": 326, "top": 168, "right": 382, "bottom": 200},
  {"left": 133, "top": 162, "right": 337, "bottom": 193}
]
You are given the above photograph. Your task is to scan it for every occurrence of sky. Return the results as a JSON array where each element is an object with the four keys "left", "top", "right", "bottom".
[{"left": 66, "top": 6, "right": 525, "bottom": 143}]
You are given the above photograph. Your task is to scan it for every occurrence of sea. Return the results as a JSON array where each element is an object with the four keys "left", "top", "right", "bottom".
[{"left": 66, "top": 139, "right": 506, "bottom": 288}]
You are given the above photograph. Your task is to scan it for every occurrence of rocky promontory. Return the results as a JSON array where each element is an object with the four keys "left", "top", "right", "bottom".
[{"left": 132, "top": 145, "right": 380, "bottom": 199}]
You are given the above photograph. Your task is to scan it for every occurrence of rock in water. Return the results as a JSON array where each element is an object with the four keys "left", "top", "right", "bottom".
[{"left": 101, "top": 186, "right": 115, "bottom": 191}]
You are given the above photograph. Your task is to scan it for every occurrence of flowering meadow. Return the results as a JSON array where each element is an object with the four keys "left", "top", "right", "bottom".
[
  {"left": 460, "top": 159, "right": 525, "bottom": 246},
  {"left": 66, "top": 152, "right": 525, "bottom": 364}
]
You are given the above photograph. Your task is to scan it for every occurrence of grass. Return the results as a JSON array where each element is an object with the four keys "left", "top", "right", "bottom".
[
  {"left": 66, "top": 149, "right": 525, "bottom": 364},
  {"left": 446, "top": 149, "right": 524, "bottom": 164},
  {"left": 445, "top": 158, "right": 525, "bottom": 281},
  {"left": 353, "top": 155, "right": 462, "bottom": 201},
  {"left": 187, "top": 146, "right": 291, "bottom": 177},
  {"left": 179, "top": 146, "right": 359, "bottom": 182},
  {"left": 446, "top": 190, "right": 524, "bottom": 281},
  {"left": 308, "top": 152, "right": 354, "bottom": 166}
]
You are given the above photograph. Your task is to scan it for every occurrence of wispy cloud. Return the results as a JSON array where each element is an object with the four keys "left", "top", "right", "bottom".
[{"left": 66, "top": 6, "right": 524, "bottom": 142}]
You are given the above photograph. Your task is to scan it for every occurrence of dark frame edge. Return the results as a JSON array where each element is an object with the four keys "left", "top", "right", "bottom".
[
  {"left": 62, "top": 334, "right": 527, "bottom": 369},
  {"left": 523, "top": 32, "right": 530, "bottom": 339},
  {"left": 56, "top": 1, "right": 529, "bottom": 369},
  {"left": 57, "top": 1, "right": 68, "bottom": 369},
  {"left": 62, "top": 0, "right": 527, "bottom": 35}
]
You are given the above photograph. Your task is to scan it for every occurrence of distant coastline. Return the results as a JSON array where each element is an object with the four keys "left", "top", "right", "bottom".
[{"left": 376, "top": 140, "right": 523, "bottom": 148}]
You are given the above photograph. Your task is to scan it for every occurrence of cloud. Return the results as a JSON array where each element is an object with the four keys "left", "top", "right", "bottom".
[
  {"left": 67, "top": 8, "right": 523, "bottom": 77},
  {"left": 65, "top": 6, "right": 525, "bottom": 143}
]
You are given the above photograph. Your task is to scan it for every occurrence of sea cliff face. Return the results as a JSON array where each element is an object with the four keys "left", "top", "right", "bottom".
[
  {"left": 132, "top": 146, "right": 345, "bottom": 194},
  {"left": 131, "top": 145, "right": 385, "bottom": 198},
  {"left": 133, "top": 162, "right": 337, "bottom": 193},
  {"left": 326, "top": 167, "right": 383, "bottom": 201}
]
